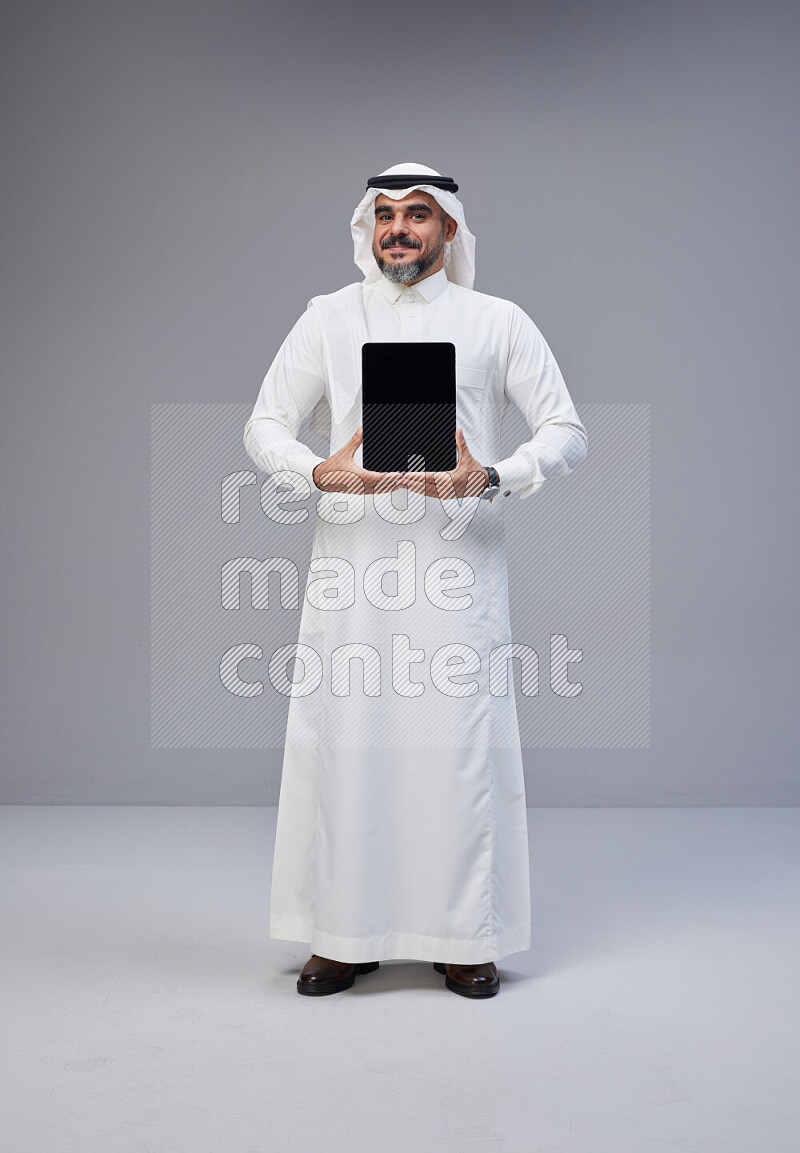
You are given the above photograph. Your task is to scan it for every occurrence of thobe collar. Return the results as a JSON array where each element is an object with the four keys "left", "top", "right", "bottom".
[
  {"left": 307, "top": 268, "right": 451, "bottom": 436},
  {"left": 373, "top": 266, "right": 450, "bottom": 304}
]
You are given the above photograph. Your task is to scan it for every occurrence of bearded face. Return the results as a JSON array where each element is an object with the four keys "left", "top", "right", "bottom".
[{"left": 371, "top": 191, "right": 454, "bottom": 285}]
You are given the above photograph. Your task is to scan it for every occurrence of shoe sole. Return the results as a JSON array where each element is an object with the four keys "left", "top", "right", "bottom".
[
  {"left": 432, "top": 961, "right": 499, "bottom": 998},
  {"left": 296, "top": 960, "right": 379, "bottom": 996}
]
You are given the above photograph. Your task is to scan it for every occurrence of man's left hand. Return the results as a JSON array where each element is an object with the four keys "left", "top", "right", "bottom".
[{"left": 393, "top": 428, "right": 489, "bottom": 499}]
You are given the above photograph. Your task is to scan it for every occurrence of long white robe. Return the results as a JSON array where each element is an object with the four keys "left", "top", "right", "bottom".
[{"left": 243, "top": 267, "right": 587, "bottom": 963}]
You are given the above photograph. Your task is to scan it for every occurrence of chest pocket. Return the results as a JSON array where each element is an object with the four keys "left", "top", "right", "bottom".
[{"left": 456, "top": 365, "right": 487, "bottom": 446}]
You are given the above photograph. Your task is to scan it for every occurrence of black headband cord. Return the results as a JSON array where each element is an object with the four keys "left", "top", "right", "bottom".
[{"left": 366, "top": 174, "right": 459, "bottom": 193}]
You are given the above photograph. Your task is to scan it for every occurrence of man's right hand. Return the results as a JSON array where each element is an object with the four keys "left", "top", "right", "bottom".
[{"left": 312, "top": 426, "right": 405, "bottom": 495}]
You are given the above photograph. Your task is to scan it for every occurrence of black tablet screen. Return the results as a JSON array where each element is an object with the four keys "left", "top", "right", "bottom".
[{"left": 361, "top": 342, "right": 457, "bottom": 473}]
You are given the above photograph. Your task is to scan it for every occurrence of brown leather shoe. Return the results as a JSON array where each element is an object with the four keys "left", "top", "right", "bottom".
[
  {"left": 433, "top": 961, "right": 499, "bottom": 998},
  {"left": 296, "top": 954, "right": 380, "bottom": 996}
]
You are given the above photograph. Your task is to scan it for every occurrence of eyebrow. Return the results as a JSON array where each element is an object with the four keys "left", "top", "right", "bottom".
[{"left": 374, "top": 202, "right": 434, "bottom": 217}]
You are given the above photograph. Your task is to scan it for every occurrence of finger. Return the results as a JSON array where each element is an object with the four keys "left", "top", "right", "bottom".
[
  {"left": 455, "top": 427, "right": 467, "bottom": 463},
  {"left": 358, "top": 468, "right": 403, "bottom": 495},
  {"left": 464, "top": 469, "right": 485, "bottom": 496},
  {"left": 373, "top": 471, "right": 407, "bottom": 493},
  {"left": 403, "top": 473, "right": 426, "bottom": 494},
  {"left": 433, "top": 471, "right": 456, "bottom": 499}
]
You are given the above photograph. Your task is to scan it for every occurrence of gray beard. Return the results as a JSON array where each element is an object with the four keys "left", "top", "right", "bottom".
[
  {"left": 374, "top": 231, "right": 445, "bottom": 284},
  {"left": 379, "top": 257, "right": 427, "bottom": 284}
]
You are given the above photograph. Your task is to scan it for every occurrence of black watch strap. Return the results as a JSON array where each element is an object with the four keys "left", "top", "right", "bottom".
[{"left": 485, "top": 465, "right": 500, "bottom": 488}]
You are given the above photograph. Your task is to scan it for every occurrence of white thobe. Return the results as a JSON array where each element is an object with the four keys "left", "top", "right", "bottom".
[{"left": 243, "top": 267, "right": 587, "bottom": 963}]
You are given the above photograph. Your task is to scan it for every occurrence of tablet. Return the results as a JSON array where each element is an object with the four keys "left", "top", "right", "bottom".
[{"left": 361, "top": 342, "right": 457, "bottom": 473}]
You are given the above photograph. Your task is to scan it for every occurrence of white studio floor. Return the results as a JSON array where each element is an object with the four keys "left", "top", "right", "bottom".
[{"left": 1, "top": 806, "right": 797, "bottom": 1153}]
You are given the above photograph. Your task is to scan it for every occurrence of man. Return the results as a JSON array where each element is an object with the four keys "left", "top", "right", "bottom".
[{"left": 243, "top": 162, "right": 587, "bottom": 998}]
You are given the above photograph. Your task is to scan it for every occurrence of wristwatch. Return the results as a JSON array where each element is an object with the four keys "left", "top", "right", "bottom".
[{"left": 480, "top": 464, "right": 501, "bottom": 501}]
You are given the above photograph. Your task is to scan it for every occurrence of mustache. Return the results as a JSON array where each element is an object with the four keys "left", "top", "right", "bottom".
[{"left": 380, "top": 234, "right": 422, "bottom": 251}]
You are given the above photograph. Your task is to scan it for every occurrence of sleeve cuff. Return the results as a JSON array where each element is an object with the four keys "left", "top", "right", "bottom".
[
  {"left": 288, "top": 451, "right": 328, "bottom": 493},
  {"left": 489, "top": 453, "right": 536, "bottom": 498},
  {"left": 242, "top": 423, "right": 327, "bottom": 493},
  {"left": 492, "top": 438, "right": 580, "bottom": 501}
]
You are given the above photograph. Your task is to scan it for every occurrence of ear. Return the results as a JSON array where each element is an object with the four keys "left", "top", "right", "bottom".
[{"left": 444, "top": 214, "right": 458, "bottom": 242}]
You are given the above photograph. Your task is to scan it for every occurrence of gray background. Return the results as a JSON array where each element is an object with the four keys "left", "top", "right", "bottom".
[{"left": 1, "top": 0, "right": 796, "bottom": 803}]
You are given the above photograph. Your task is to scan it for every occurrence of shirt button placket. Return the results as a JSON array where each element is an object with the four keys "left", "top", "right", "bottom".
[{"left": 402, "top": 290, "right": 422, "bottom": 342}]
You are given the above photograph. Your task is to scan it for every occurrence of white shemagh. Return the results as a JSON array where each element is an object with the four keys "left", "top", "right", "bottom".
[
  {"left": 350, "top": 161, "right": 477, "bottom": 289},
  {"left": 307, "top": 162, "right": 476, "bottom": 439}
]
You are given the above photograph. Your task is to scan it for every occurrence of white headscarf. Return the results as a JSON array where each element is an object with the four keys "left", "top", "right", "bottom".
[{"left": 350, "top": 162, "right": 476, "bottom": 290}]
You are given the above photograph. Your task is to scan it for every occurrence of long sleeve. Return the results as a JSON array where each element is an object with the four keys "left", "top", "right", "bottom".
[
  {"left": 491, "top": 303, "right": 587, "bottom": 500},
  {"left": 243, "top": 307, "right": 329, "bottom": 491}
]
